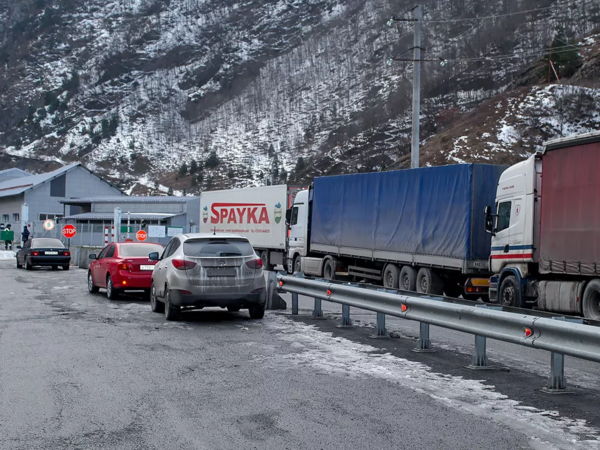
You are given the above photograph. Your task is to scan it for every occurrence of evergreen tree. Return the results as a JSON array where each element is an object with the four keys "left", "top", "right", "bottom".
[
  {"left": 295, "top": 157, "right": 305, "bottom": 173},
  {"left": 190, "top": 159, "right": 198, "bottom": 174},
  {"left": 547, "top": 26, "right": 582, "bottom": 80},
  {"left": 167, "top": 187, "right": 174, "bottom": 196},
  {"left": 178, "top": 162, "right": 188, "bottom": 177}
]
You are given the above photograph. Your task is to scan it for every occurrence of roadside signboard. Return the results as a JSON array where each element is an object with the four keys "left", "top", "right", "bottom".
[
  {"left": 136, "top": 230, "right": 148, "bottom": 242},
  {"left": 167, "top": 226, "right": 184, "bottom": 237},
  {"left": 43, "top": 220, "right": 55, "bottom": 231},
  {"left": 62, "top": 225, "right": 77, "bottom": 238},
  {"left": 148, "top": 225, "right": 166, "bottom": 238}
]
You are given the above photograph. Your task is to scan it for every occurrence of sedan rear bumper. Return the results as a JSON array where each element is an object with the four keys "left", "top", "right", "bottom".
[{"left": 29, "top": 256, "right": 71, "bottom": 266}]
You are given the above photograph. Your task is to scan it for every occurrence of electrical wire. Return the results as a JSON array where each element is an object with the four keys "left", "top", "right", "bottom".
[{"left": 422, "top": 2, "right": 571, "bottom": 24}]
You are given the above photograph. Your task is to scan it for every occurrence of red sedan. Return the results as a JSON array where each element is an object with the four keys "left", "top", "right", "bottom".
[{"left": 87, "top": 242, "right": 164, "bottom": 300}]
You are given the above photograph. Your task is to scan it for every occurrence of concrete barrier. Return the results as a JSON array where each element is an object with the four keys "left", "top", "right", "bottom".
[{"left": 72, "top": 245, "right": 103, "bottom": 269}]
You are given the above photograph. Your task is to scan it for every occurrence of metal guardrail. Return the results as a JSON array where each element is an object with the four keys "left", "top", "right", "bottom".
[{"left": 277, "top": 274, "right": 600, "bottom": 393}]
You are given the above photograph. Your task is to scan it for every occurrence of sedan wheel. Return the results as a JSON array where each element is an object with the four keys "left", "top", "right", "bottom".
[
  {"left": 106, "top": 276, "right": 120, "bottom": 300},
  {"left": 150, "top": 283, "right": 164, "bottom": 313},
  {"left": 88, "top": 272, "right": 99, "bottom": 293},
  {"left": 25, "top": 258, "right": 32, "bottom": 271}
]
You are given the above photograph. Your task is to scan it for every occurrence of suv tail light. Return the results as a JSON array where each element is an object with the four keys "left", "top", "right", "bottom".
[
  {"left": 246, "top": 258, "right": 263, "bottom": 269},
  {"left": 172, "top": 259, "right": 196, "bottom": 270}
]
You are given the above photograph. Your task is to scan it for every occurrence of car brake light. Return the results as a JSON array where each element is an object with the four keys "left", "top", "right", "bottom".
[
  {"left": 117, "top": 263, "right": 128, "bottom": 270},
  {"left": 32, "top": 251, "right": 39, "bottom": 256},
  {"left": 179, "top": 290, "right": 193, "bottom": 295},
  {"left": 64, "top": 251, "right": 70, "bottom": 256},
  {"left": 172, "top": 259, "right": 196, "bottom": 270},
  {"left": 246, "top": 258, "right": 263, "bottom": 269}
]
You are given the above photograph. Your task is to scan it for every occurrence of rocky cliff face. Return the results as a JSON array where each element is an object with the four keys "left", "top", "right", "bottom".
[{"left": 1, "top": 0, "right": 599, "bottom": 194}]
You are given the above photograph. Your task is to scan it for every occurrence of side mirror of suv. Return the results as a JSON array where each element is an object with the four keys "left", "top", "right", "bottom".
[{"left": 148, "top": 252, "right": 160, "bottom": 261}]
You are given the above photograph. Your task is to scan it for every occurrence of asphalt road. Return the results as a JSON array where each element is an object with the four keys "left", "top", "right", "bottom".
[{"left": 0, "top": 259, "right": 599, "bottom": 449}]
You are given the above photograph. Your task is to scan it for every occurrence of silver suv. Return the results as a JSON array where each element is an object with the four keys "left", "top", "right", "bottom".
[{"left": 149, "top": 233, "right": 266, "bottom": 321}]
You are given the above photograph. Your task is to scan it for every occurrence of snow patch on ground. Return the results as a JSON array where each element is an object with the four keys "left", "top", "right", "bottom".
[
  {"left": 0, "top": 251, "right": 16, "bottom": 260},
  {"left": 265, "top": 315, "right": 600, "bottom": 450}
]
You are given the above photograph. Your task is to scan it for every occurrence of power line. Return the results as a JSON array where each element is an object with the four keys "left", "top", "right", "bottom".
[{"left": 422, "top": 2, "right": 571, "bottom": 24}]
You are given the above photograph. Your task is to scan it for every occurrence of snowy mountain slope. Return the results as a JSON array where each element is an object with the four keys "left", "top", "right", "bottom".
[
  {"left": 420, "top": 83, "right": 600, "bottom": 167},
  {"left": 1, "top": 0, "right": 599, "bottom": 192}
]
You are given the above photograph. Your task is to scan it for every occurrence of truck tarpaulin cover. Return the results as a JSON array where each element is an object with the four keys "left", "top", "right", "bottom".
[
  {"left": 540, "top": 142, "right": 600, "bottom": 275},
  {"left": 311, "top": 164, "right": 505, "bottom": 261}
]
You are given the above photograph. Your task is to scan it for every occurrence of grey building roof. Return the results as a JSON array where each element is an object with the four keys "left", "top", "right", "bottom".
[
  {"left": 0, "top": 168, "right": 31, "bottom": 183},
  {"left": 0, "top": 163, "right": 123, "bottom": 199},
  {"left": 64, "top": 212, "right": 184, "bottom": 221},
  {"left": 61, "top": 196, "right": 195, "bottom": 205}
]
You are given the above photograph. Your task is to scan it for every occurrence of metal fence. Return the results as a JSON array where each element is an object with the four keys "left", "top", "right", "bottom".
[
  {"left": 277, "top": 274, "right": 600, "bottom": 393},
  {"left": 27, "top": 221, "right": 172, "bottom": 247}
]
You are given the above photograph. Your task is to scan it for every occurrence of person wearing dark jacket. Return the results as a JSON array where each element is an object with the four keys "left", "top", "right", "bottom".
[{"left": 22, "top": 226, "right": 30, "bottom": 244}]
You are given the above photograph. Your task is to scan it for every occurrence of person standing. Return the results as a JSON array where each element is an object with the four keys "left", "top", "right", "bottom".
[
  {"left": 3, "top": 224, "right": 13, "bottom": 250},
  {"left": 22, "top": 225, "right": 30, "bottom": 244}
]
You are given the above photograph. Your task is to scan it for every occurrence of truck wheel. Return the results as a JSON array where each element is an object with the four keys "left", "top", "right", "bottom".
[
  {"left": 416, "top": 268, "right": 444, "bottom": 295},
  {"left": 444, "top": 282, "right": 462, "bottom": 299},
  {"left": 293, "top": 255, "right": 301, "bottom": 274},
  {"left": 260, "top": 251, "right": 275, "bottom": 271},
  {"left": 383, "top": 264, "right": 400, "bottom": 289},
  {"left": 324, "top": 259, "right": 337, "bottom": 280},
  {"left": 399, "top": 266, "right": 417, "bottom": 291},
  {"left": 583, "top": 279, "right": 600, "bottom": 320},
  {"left": 499, "top": 276, "right": 522, "bottom": 308}
]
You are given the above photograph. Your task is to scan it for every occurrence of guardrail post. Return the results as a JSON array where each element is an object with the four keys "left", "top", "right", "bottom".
[
  {"left": 312, "top": 298, "right": 325, "bottom": 320},
  {"left": 291, "top": 293, "right": 298, "bottom": 315},
  {"left": 370, "top": 312, "right": 388, "bottom": 338},
  {"left": 412, "top": 322, "right": 435, "bottom": 352},
  {"left": 543, "top": 352, "right": 569, "bottom": 394},
  {"left": 337, "top": 304, "right": 352, "bottom": 328},
  {"left": 467, "top": 335, "right": 490, "bottom": 369}
]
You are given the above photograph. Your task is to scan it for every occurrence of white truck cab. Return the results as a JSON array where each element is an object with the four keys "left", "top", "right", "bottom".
[{"left": 287, "top": 189, "right": 310, "bottom": 273}]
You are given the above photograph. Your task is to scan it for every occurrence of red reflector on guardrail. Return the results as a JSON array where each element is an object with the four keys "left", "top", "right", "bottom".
[
  {"left": 326, "top": 289, "right": 332, "bottom": 296},
  {"left": 525, "top": 328, "right": 533, "bottom": 338},
  {"left": 401, "top": 304, "right": 407, "bottom": 312}
]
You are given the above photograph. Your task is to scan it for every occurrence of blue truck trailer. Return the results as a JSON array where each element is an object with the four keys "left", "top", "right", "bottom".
[{"left": 287, "top": 164, "right": 506, "bottom": 297}]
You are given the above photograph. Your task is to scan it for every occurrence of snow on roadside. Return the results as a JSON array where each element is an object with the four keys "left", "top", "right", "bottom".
[
  {"left": 0, "top": 251, "right": 16, "bottom": 260},
  {"left": 265, "top": 315, "right": 600, "bottom": 450}
]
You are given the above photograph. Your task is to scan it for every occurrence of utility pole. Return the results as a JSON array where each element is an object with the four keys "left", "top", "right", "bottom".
[{"left": 411, "top": 4, "right": 422, "bottom": 169}]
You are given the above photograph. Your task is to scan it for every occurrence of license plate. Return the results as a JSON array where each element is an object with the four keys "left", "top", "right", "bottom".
[
  {"left": 140, "top": 265, "right": 154, "bottom": 271},
  {"left": 45, "top": 251, "right": 58, "bottom": 255},
  {"left": 207, "top": 268, "right": 236, "bottom": 277}
]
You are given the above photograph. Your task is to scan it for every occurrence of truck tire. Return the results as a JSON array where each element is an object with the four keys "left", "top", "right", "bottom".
[
  {"left": 416, "top": 268, "right": 444, "bottom": 295},
  {"left": 583, "top": 279, "right": 600, "bottom": 321},
  {"left": 324, "top": 259, "right": 336, "bottom": 280},
  {"left": 499, "top": 275, "right": 522, "bottom": 308},
  {"left": 293, "top": 255, "right": 301, "bottom": 274},
  {"left": 444, "top": 282, "right": 463, "bottom": 299},
  {"left": 260, "top": 251, "right": 275, "bottom": 271},
  {"left": 399, "top": 266, "right": 417, "bottom": 292},
  {"left": 383, "top": 264, "right": 400, "bottom": 289}
]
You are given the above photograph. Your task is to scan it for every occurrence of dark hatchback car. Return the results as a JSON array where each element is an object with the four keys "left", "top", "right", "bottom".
[{"left": 16, "top": 238, "right": 71, "bottom": 270}]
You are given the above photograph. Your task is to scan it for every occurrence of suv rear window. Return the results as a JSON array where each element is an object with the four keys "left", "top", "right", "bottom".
[
  {"left": 183, "top": 238, "right": 254, "bottom": 257},
  {"left": 120, "top": 244, "right": 163, "bottom": 257},
  {"left": 32, "top": 238, "right": 65, "bottom": 249}
]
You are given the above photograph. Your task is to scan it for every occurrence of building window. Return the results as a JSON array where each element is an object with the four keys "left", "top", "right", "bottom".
[
  {"left": 2, "top": 214, "right": 8, "bottom": 223},
  {"left": 50, "top": 174, "right": 66, "bottom": 197},
  {"left": 13, "top": 213, "right": 20, "bottom": 222},
  {"left": 39, "top": 213, "right": 64, "bottom": 221}
]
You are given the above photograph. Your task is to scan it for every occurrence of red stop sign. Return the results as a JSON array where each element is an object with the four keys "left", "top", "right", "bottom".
[
  {"left": 136, "top": 230, "right": 147, "bottom": 242},
  {"left": 62, "top": 224, "right": 77, "bottom": 238}
]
